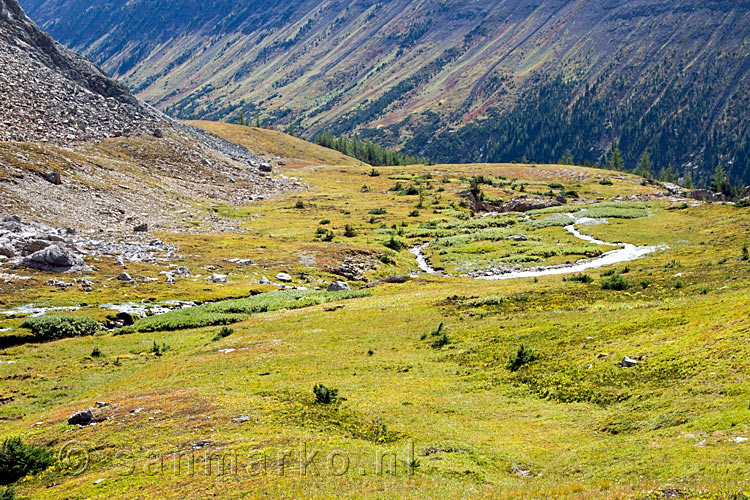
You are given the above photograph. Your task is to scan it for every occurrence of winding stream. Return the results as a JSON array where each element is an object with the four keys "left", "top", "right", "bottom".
[{"left": 411, "top": 215, "right": 665, "bottom": 280}]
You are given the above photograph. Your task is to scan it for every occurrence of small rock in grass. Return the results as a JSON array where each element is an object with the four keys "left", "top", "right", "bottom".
[
  {"left": 275, "top": 272, "right": 293, "bottom": 282},
  {"left": 259, "top": 276, "right": 272, "bottom": 285},
  {"left": 117, "top": 272, "right": 133, "bottom": 282},
  {"left": 620, "top": 356, "right": 638, "bottom": 368},
  {"left": 68, "top": 409, "right": 93, "bottom": 426},
  {"left": 211, "top": 273, "right": 227, "bottom": 283},
  {"left": 327, "top": 281, "right": 351, "bottom": 292}
]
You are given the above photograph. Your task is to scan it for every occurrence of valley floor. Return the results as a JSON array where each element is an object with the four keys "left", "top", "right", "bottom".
[{"left": 1, "top": 143, "right": 749, "bottom": 499}]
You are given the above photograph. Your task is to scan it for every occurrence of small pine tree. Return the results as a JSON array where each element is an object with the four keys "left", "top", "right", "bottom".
[
  {"left": 559, "top": 150, "right": 574, "bottom": 165},
  {"left": 237, "top": 111, "right": 247, "bottom": 126},
  {"left": 636, "top": 151, "right": 652, "bottom": 179},
  {"left": 609, "top": 142, "right": 625, "bottom": 171},
  {"left": 711, "top": 164, "right": 731, "bottom": 195}
]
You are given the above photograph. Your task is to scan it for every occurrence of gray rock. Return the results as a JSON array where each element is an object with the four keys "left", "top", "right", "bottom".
[
  {"left": 275, "top": 272, "right": 293, "bottom": 282},
  {"left": 0, "top": 244, "right": 14, "bottom": 258},
  {"left": 327, "top": 281, "right": 351, "bottom": 292},
  {"left": 231, "top": 414, "right": 253, "bottom": 424},
  {"left": 259, "top": 276, "right": 272, "bottom": 285},
  {"left": 259, "top": 163, "right": 273, "bottom": 173},
  {"left": 23, "top": 239, "right": 52, "bottom": 255},
  {"left": 68, "top": 409, "right": 93, "bottom": 426},
  {"left": 133, "top": 223, "right": 148, "bottom": 233},
  {"left": 45, "top": 279, "right": 72, "bottom": 288},
  {"left": 152, "top": 128, "right": 163, "bottom": 138},
  {"left": 174, "top": 266, "right": 190, "bottom": 277},
  {"left": 211, "top": 273, "right": 227, "bottom": 283},
  {"left": 2, "top": 215, "right": 21, "bottom": 223},
  {"left": 506, "top": 234, "right": 528, "bottom": 242},
  {"left": 22, "top": 244, "right": 85, "bottom": 272},
  {"left": 621, "top": 356, "right": 638, "bottom": 368},
  {"left": 165, "top": 273, "right": 176, "bottom": 284},
  {"left": 42, "top": 171, "right": 62, "bottom": 185},
  {"left": 117, "top": 272, "right": 133, "bottom": 281}
]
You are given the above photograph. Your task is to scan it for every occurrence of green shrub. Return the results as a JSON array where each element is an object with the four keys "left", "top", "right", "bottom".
[
  {"left": 742, "top": 244, "right": 749, "bottom": 261},
  {"left": 319, "top": 219, "right": 331, "bottom": 225},
  {"left": 599, "top": 178, "right": 613, "bottom": 185},
  {"left": 408, "top": 209, "right": 420, "bottom": 217},
  {"left": 313, "top": 384, "right": 339, "bottom": 404},
  {"left": 383, "top": 236, "right": 406, "bottom": 251},
  {"left": 294, "top": 200, "right": 305, "bottom": 209},
  {"left": 368, "top": 168, "right": 380, "bottom": 177},
  {"left": 0, "top": 437, "right": 55, "bottom": 485},
  {"left": 601, "top": 274, "right": 631, "bottom": 291},
  {"left": 601, "top": 269, "right": 617, "bottom": 277},
  {"left": 212, "top": 326, "right": 234, "bottom": 341},
  {"left": 0, "top": 486, "right": 15, "bottom": 500},
  {"left": 20, "top": 315, "right": 100, "bottom": 341},
  {"left": 564, "top": 190, "right": 579, "bottom": 198},
  {"left": 563, "top": 274, "right": 593, "bottom": 284},
  {"left": 344, "top": 225, "right": 357, "bottom": 237},
  {"left": 150, "top": 341, "right": 170, "bottom": 356},
  {"left": 431, "top": 333, "right": 450, "bottom": 349},
  {"left": 506, "top": 345, "right": 540, "bottom": 372},
  {"left": 90, "top": 346, "right": 103, "bottom": 358},
  {"left": 369, "top": 208, "right": 387, "bottom": 215},
  {"left": 321, "top": 230, "right": 335, "bottom": 242}
]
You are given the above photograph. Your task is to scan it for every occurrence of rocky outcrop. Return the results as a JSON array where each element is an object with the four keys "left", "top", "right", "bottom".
[{"left": 22, "top": 244, "right": 86, "bottom": 272}]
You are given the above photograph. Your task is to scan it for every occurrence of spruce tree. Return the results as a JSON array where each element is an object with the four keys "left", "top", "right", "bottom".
[
  {"left": 636, "top": 151, "right": 652, "bottom": 179},
  {"left": 609, "top": 143, "right": 624, "bottom": 171}
]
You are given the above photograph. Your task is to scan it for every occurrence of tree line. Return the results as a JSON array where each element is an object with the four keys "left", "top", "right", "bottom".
[{"left": 314, "top": 132, "right": 424, "bottom": 166}]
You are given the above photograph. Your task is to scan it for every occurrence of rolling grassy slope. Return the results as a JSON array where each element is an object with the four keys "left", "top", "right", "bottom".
[
  {"left": 187, "top": 120, "right": 361, "bottom": 166},
  {"left": 1, "top": 156, "right": 749, "bottom": 498}
]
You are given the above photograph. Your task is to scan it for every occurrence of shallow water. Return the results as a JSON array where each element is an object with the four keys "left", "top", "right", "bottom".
[{"left": 412, "top": 216, "right": 665, "bottom": 280}]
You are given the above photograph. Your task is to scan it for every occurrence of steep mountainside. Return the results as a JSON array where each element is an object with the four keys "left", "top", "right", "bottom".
[
  {"left": 0, "top": 0, "right": 291, "bottom": 231},
  {"left": 21, "top": 0, "right": 750, "bottom": 184}
]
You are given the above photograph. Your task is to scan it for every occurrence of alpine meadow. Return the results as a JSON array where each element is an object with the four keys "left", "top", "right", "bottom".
[{"left": 0, "top": 1, "right": 749, "bottom": 499}]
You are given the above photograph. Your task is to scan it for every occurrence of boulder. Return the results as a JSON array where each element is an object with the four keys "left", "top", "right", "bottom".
[
  {"left": 211, "top": 273, "right": 227, "bottom": 283},
  {"left": 259, "top": 276, "right": 272, "bottom": 285},
  {"left": 2, "top": 215, "right": 21, "bottom": 223},
  {"left": 621, "top": 356, "right": 638, "bottom": 368},
  {"left": 275, "top": 272, "right": 293, "bottom": 282},
  {"left": 327, "top": 281, "right": 351, "bottom": 292},
  {"left": 68, "top": 409, "right": 93, "bottom": 426},
  {"left": 117, "top": 272, "right": 133, "bottom": 281},
  {"left": 22, "top": 244, "right": 85, "bottom": 272},
  {"left": 506, "top": 234, "right": 528, "bottom": 242},
  {"left": 133, "top": 223, "right": 148, "bottom": 233},
  {"left": 152, "top": 128, "right": 163, "bottom": 138},
  {"left": 259, "top": 163, "right": 273, "bottom": 173}
]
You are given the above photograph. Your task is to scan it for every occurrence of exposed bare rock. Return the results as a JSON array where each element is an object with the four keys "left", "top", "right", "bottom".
[{"left": 22, "top": 244, "right": 86, "bottom": 272}]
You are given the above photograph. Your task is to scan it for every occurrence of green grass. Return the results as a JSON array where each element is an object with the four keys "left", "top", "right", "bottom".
[
  {"left": 0, "top": 161, "right": 748, "bottom": 499},
  {"left": 117, "top": 289, "right": 371, "bottom": 333}
]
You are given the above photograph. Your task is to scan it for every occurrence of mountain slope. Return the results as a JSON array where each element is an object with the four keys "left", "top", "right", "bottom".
[
  {"left": 0, "top": 0, "right": 291, "bottom": 230},
  {"left": 20, "top": 0, "right": 750, "bottom": 184}
]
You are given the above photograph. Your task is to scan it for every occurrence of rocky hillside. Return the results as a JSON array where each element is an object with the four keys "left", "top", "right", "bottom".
[
  {"left": 20, "top": 0, "right": 750, "bottom": 185},
  {"left": 0, "top": 0, "right": 164, "bottom": 143},
  {"left": 0, "top": 0, "right": 295, "bottom": 231}
]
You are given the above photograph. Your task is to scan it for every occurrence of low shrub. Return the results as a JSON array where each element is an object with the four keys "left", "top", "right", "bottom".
[
  {"left": 601, "top": 274, "right": 631, "bottom": 290},
  {"left": 20, "top": 315, "right": 100, "bottom": 341},
  {"left": 0, "top": 437, "right": 55, "bottom": 485},
  {"left": 212, "top": 326, "right": 234, "bottom": 341},
  {"left": 506, "top": 345, "right": 539, "bottom": 372},
  {"left": 563, "top": 274, "right": 593, "bottom": 284},
  {"left": 313, "top": 384, "right": 339, "bottom": 404},
  {"left": 344, "top": 225, "right": 357, "bottom": 237}
]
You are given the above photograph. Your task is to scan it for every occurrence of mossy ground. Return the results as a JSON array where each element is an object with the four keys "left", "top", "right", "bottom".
[{"left": 1, "top": 154, "right": 749, "bottom": 499}]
